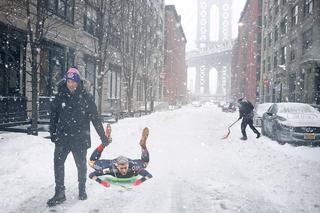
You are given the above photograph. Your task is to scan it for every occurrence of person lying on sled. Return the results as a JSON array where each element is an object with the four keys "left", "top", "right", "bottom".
[{"left": 88, "top": 127, "right": 152, "bottom": 187}]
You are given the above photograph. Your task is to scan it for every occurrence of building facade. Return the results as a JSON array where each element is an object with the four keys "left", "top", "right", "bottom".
[
  {"left": 164, "top": 5, "right": 187, "bottom": 106},
  {"left": 231, "top": 0, "right": 262, "bottom": 103},
  {"left": 260, "top": 0, "right": 320, "bottom": 104},
  {"left": 0, "top": 0, "right": 165, "bottom": 126}
]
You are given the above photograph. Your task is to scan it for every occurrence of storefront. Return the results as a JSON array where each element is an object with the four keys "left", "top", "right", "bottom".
[{"left": 0, "top": 23, "right": 27, "bottom": 125}]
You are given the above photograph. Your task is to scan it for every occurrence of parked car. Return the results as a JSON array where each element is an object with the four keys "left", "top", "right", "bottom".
[
  {"left": 262, "top": 102, "right": 320, "bottom": 146},
  {"left": 222, "top": 102, "right": 236, "bottom": 113},
  {"left": 311, "top": 104, "right": 320, "bottom": 112},
  {"left": 253, "top": 103, "right": 273, "bottom": 127},
  {"left": 191, "top": 101, "right": 202, "bottom": 107}
]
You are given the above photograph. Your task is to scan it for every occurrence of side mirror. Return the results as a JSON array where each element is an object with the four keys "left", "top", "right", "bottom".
[{"left": 266, "top": 112, "right": 273, "bottom": 116}]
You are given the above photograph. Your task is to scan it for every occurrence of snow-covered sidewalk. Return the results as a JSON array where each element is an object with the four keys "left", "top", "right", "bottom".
[{"left": 1, "top": 105, "right": 320, "bottom": 213}]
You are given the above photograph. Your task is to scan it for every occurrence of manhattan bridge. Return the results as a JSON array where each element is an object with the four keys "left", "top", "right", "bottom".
[{"left": 186, "top": 0, "right": 234, "bottom": 102}]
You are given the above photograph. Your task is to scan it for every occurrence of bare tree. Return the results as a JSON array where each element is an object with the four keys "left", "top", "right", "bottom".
[
  {"left": 0, "top": 0, "right": 80, "bottom": 134},
  {"left": 118, "top": 0, "right": 145, "bottom": 113},
  {"left": 142, "top": 8, "right": 155, "bottom": 112},
  {"left": 83, "top": 0, "right": 119, "bottom": 115},
  {"left": 0, "top": 0, "right": 50, "bottom": 135},
  {"left": 141, "top": 4, "right": 163, "bottom": 112}
]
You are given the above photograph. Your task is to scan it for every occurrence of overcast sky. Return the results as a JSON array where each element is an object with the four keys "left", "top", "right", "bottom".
[{"left": 165, "top": 0, "right": 247, "bottom": 51}]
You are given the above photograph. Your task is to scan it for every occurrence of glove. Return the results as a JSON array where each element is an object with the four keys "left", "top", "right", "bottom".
[
  {"left": 100, "top": 181, "right": 110, "bottom": 188},
  {"left": 50, "top": 133, "right": 58, "bottom": 143},
  {"left": 133, "top": 179, "right": 143, "bottom": 186},
  {"left": 101, "top": 137, "right": 109, "bottom": 147}
]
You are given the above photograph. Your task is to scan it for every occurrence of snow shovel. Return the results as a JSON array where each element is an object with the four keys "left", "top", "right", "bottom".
[{"left": 222, "top": 118, "right": 240, "bottom": 139}]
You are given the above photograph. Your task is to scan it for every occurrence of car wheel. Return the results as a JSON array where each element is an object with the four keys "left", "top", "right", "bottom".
[
  {"left": 261, "top": 121, "right": 267, "bottom": 136},
  {"left": 275, "top": 129, "right": 285, "bottom": 145},
  {"left": 271, "top": 127, "right": 277, "bottom": 141}
]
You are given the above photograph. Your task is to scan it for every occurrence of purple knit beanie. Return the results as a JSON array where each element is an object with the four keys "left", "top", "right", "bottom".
[{"left": 66, "top": 67, "right": 81, "bottom": 84}]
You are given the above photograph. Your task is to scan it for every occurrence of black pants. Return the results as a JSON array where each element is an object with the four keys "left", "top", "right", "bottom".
[
  {"left": 54, "top": 144, "right": 87, "bottom": 188},
  {"left": 241, "top": 117, "right": 260, "bottom": 137}
]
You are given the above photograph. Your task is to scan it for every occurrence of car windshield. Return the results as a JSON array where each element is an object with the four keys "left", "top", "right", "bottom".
[
  {"left": 278, "top": 104, "right": 316, "bottom": 114},
  {"left": 256, "top": 103, "right": 273, "bottom": 113}
]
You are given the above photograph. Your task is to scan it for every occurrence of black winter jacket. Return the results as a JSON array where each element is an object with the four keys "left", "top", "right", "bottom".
[
  {"left": 50, "top": 83, "right": 106, "bottom": 149},
  {"left": 238, "top": 100, "right": 254, "bottom": 119}
]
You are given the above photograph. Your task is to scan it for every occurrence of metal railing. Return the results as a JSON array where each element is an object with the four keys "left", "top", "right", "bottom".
[{"left": 0, "top": 96, "right": 28, "bottom": 126}]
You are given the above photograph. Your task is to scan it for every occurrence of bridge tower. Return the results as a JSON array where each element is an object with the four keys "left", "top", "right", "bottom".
[{"left": 195, "top": 0, "right": 233, "bottom": 95}]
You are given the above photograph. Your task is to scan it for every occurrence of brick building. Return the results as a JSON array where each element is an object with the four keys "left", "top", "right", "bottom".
[
  {"left": 231, "top": 0, "right": 262, "bottom": 103},
  {"left": 164, "top": 5, "right": 187, "bottom": 106}
]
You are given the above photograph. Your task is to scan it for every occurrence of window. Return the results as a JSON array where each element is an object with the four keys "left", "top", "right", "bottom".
[
  {"left": 256, "top": 54, "right": 261, "bottom": 65},
  {"left": 304, "top": 0, "right": 313, "bottom": 15},
  {"left": 108, "top": 25, "right": 121, "bottom": 49},
  {"left": 280, "top": 46, "right": 287, "bottom": 65},
  {"left": 268, "top": 8, "right": 272, "bottom": 22},
  {"left": 108, "top": 64, "right": 121, "bottom": 99},
  {"left": 0, "top": 29, "right": 26, "bottom": 96},
  {"left": 273, "top": 51, "right": 278, "bottom": 68},
  {"left": 258, "top": 0, "right": 262, "bottom": 10},
  {"left": 136, "top": 80, "right": 143, "bottom": 101},
  {"left": 85, "top": 58, "right": 97, "bottom": 98},
  {"left": 66, "top": 48, "right": 75, "bottom": 69},
  {"left": 274, "top": 26, "right": 279, "bottom": 42},
  {"left": 274, "top": 0, "right": 279, "bottom": 15},
  {"left": 302, "top": 28, "right": 313, "bottom": 53},
  {"left": 47, "top": 0, "right": 74, "bottom": 23},
  {"left": 263, "top": 15, "right": 267, "bottom": 27},
  {"left": 288, "top": 74, "right": 296, "bottom": 101},
  {"left": 291, "top": 5, "right": 298, "bottom": 26},
  {"left": 268, "top": 32, "right": 273, "bottom": 46},
  {"left": 290, "top": 39, "right": 296, "bottom": 61},
  {"left": 267, "top": 56, "right": 271, "bottom": 71},
  {"left": 257, "top": 32, "right": 262, "bottom": 45},
  {"left": 39, "top": 41, "right": 64, "bottom": 96},
  {"left": 84, "top": 4, "right": 97, "bottom": 36},
  {"left": 280, "top": 16, "right": 287, "bottom": 34},
  {"left": 257, "top": 16, "right": 262, "bottom": 28}
]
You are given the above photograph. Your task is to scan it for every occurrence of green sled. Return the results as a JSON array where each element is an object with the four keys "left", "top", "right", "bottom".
[{"left": 103, "top": 175, "right": 137, "bottom": 184}]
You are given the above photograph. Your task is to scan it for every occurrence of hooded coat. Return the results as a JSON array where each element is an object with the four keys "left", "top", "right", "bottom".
[
  {"left": 50, "top": 82, "right": 106, "bottom": 149},
  {"left": 238, "top": 100, "right": 255, "bottom": 119}
]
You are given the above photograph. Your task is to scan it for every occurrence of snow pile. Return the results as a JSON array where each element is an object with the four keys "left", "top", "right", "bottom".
[{"left": 0, "top": 104, "right": 319, "bottom": 213}]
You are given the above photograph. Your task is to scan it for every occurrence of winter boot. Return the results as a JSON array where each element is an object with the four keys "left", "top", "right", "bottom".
[
  {"left": 256, "top": 132, "right": 261, "bottom": 139},
  {"left": 140, "top": 127, "right": 149, "bottom": 148},
  {"left": 79, "top": 183, "right": 87, "bottom": 200},
  {"left": 47, "top": 186, "right": 66, "bottom": 207},
  {"left": 240, "top": 136, "right": 248, "bottom": 141}
]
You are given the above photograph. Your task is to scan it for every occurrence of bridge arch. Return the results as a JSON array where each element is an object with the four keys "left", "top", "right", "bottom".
[{"left": 189, "top": 0, "right": 233, "bottom": 98}]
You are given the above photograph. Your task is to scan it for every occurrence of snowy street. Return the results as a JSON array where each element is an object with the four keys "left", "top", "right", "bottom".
[{"left": 1, "top": 104, "right": 320, "bottom": 213}]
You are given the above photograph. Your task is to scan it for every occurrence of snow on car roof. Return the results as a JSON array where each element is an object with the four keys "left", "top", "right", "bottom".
[
  {"left": 256, "top": 103, "right": 273, "bottom": 113},
  {"left": 276, "top": 102, "right": 318, "bottom": 114}
]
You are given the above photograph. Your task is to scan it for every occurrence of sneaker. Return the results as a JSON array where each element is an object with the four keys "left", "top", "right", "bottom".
[
  {"left": 256, "top": 133, "right": 261, "bottom": 139},
  {"left": 240, "top": 136, "right": 247, "bottom": 141},
  {"left": 47, "top": 186, "right": 66, "bottom": 207},
  {"left": 140, "top": 127, "right": 149, "bottom": 148}
]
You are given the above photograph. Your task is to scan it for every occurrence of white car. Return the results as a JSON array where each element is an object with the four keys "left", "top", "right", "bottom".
[
  {"left": 262, "top": 102, "right": 320, "bottom": 145},
  {"left": 253, "top": 103, "right": 273, "bottom": 127},
  {"left": 191, "top": 101, "right": 201, "bottom": 107}
]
